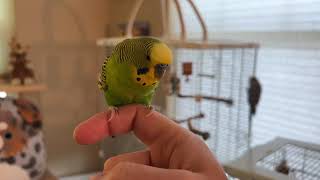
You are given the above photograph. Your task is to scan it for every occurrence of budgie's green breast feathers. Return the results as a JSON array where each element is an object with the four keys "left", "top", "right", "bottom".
[{"left": 98, "top": 37, "right": 173, "bottom": 106}]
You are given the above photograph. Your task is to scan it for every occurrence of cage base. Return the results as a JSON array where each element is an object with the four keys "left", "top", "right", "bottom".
[{"left": 224, "top": 137, "right": 320, "bottom": 180}]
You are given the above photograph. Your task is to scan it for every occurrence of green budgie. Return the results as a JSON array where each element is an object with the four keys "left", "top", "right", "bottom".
[{"left": 98, "top": 37, "right": 173, "bottom": 108}]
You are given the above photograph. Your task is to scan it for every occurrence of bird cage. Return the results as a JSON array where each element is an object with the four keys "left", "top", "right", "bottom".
[
  {"left": 162, "top": 0, "right": 260, "bottom": 165},
  {"left": 167, "top": 42, "right": 259, "bottom": 163},
  {"left": 96, "top": 0, "right": 260, "bottom": 171}
]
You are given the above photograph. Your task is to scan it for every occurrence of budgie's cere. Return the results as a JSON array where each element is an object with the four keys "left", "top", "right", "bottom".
[{"left": 98, "top": 37, "right": 173, "bottom": 107}]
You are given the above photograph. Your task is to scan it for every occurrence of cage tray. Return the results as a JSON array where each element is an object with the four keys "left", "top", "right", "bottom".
[{"left": 224, "top": 137, "right": 320, "bottom": 180}]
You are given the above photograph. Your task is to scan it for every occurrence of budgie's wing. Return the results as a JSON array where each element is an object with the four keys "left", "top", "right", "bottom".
[{"left": 98, "top": 57, "right": 109, "bottom": 91}]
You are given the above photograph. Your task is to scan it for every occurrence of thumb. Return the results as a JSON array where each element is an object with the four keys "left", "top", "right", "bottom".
[{"left": 102, "top": 162, "right": 207, "bottom": 180}]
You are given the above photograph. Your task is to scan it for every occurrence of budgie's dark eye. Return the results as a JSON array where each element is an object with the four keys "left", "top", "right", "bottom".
[
  {"left": 4, "top": 132, "right": 12, "bottom": 140},
  {"left": 137, "top": 68, "right": 149, "bottom": 75},
  {"left": 146, "top": 55, "right": 151, "bottom": 61}
]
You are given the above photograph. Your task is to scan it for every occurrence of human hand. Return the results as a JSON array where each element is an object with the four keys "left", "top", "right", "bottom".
[{"left": 74, "top": 104, "right": 226, "bottom": 180}]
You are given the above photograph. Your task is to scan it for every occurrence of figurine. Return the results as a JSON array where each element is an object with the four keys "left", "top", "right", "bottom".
[{"left": 8, "top": 38, "right": 35, "bottom": 85}]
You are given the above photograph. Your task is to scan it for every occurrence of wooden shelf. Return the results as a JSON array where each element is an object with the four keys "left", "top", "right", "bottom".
[{"left": 0, "top": 84, "right": 47, "bottom": 93}]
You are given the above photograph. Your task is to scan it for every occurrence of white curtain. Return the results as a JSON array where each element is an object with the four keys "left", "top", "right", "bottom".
[
  {"left": 0, "top": 0, "right": 15, "bottom": 73},
  {"left": 170, "top": 0, "right": 320, "bottom": 146}
]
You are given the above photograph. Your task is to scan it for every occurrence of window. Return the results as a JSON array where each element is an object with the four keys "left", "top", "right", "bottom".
[
  {"left": 0, "top": 0, "right": 14, "bottom": 73},
  {"left": 170, "top": 0, "right": 320, "bottom": 146},
  {"left": 171, "top": 0, "right": 320, "bottom": 34}
]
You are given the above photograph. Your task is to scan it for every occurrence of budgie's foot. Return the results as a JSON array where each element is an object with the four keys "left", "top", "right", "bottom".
[
  {"left": 108, "top": 105, "right": 119, "bottom": 110},
  {"left": 146, "top": 105, "right": 154, "bottom": 111},
  {"left": 108, "top": 106, "right": 120, "bottom": 122},
  {"left": 145, "top": 105, "right": 155, "bottom": 117}
]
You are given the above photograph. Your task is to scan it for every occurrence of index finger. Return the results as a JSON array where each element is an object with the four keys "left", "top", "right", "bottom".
[
  {"left": 74, "top": 104, "right": 226, "bottom": 177},
  {"left": 73, "top": 104, "right": 190, "bottom": 147}
]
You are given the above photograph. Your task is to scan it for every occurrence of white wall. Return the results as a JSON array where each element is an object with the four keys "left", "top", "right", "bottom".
[
  {"left": 15, "top": 0, "right": 109, "bottom": 176},
  {"left": 15, "top": 0, "right": 166, "bottom": 176}
]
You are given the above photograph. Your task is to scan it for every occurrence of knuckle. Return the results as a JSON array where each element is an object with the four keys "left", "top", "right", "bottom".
[
  {"left": 114, "top": 162, "right": 132, "bottom": 171},
  {"left": 109, "top": 162, "right": 132, "bottom": 179},
  {"left": 103, "top": 156, "right": 118, "bottom": 169},
  {"left": 104, "top": 154, "right": 129, "bottom": 171}
]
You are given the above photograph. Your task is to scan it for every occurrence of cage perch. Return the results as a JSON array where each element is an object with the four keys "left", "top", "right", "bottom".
[
  {"left": 177, "top": 94, "right": 233, "bottom": 106},
  {"left": 173, "top": 112, "right": 204, "bottom": 124},
  {"left": 172, "top": 113, "right": 209, "bottom": 140},
  {"left": 198, "top": 73, "right": 215, "bottom": 79},
  {"left": 187, "top": 119, "right": 210, "bottom": 140}
]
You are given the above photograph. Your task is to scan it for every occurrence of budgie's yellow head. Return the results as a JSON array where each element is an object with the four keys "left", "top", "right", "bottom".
[
  {"left": 150, "top": 42, "right": 173, "bottom": 78},
  {"left": 127, "top": 38, "right": 173, "bottom": 87},
  {"left": 151, "top": 42, "right": 173, "bottom": 65}
]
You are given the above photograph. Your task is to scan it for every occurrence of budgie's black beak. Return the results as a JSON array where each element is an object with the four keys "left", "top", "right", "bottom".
[{"left": 155, "top": 64, "right": 168, "bottom": 79}]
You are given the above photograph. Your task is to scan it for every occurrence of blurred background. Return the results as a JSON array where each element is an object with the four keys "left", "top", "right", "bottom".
[{"left": 0, "top": 0, "right": 319, "bottom": 180}]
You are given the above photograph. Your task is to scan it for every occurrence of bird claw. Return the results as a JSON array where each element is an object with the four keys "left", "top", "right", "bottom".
[
  {"left": 107, "top": 106, "right": 119, "bottom": 121},
  {"left": 145, "top": 105, "right": 155, "bottom": 117},
  {"left": 146, "top": 105, "right": 154, "bottom": 111},
  {"left": 108, "top": 106, "right": 119, "bottom": 111},
  {"left": 106, "top": 106, "right": 119, "bottom": 138}
]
